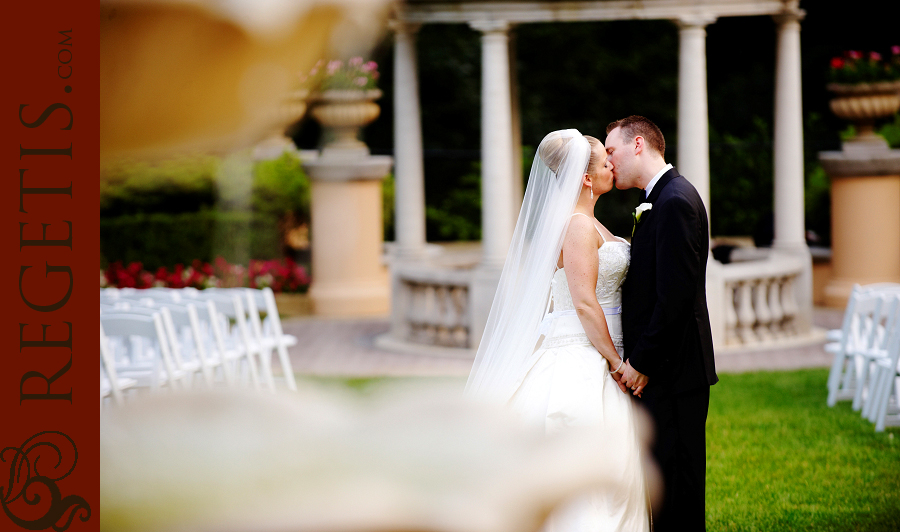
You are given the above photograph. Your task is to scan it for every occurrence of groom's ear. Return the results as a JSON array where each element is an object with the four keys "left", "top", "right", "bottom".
[{"left": 634, "top": 135, "right": 645, "bottom": 155}]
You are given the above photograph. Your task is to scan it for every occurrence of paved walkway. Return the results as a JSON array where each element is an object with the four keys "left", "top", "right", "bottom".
[{"left": 277, "top": 307, "right": 844, "bottom": 378}]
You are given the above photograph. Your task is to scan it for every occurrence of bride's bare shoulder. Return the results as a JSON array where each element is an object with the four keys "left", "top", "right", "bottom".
[{"left": 564, "top": 214, "right": 600, "bottom": 243}]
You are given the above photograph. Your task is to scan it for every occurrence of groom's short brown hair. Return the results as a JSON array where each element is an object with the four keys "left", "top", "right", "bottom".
[{"left": 606, "top": 116, "right": 665, "bottom": 157}]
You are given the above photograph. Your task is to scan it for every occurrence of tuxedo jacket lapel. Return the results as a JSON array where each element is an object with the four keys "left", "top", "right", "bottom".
[
  {"left": 634, "top": 168, "right": 678, "bottom": 238},
  {"left": 645, "top": 167, "right": 679, "bottom": 205}
]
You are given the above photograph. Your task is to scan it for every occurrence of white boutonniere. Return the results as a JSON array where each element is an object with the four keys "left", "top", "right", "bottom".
[{"left": 632, "top": 203, "right": 652, "bottom": 237}]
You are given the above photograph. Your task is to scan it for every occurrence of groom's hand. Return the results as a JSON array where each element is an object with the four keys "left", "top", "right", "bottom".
[{"left": 621, "top": 360, "right": 648, "bottom": 397}]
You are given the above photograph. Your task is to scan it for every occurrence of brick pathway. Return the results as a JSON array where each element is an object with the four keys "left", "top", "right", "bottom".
[{"left": 277, "top": 307, "right": 845, "bottom": 378}]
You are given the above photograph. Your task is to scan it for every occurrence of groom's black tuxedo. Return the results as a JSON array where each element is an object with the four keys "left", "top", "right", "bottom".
[{"left": 622, "top": 167, "right": 717, "bottom": 530}]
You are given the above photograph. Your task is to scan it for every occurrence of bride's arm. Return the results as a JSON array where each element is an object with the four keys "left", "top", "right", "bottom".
[{"left": 562, "top": 216, "right": 625, "bottom": 382}]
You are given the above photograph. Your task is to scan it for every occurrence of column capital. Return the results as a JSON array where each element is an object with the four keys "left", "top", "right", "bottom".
[
  {"left": 388, "top": 19, "right": 422, "bottom": 35},
  {"left": 675, "top": 13, "right": 716, "bottom": 29},
  {"left": 772, "top": 9, "right": 806, "bottom": 26},
  {"left": 468, "top": 18, "right": 510, "bottom": 34}
]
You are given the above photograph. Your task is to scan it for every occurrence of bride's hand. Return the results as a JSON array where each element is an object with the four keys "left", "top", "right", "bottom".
[
  {"left": 621, "top": 360, "right": 648, "bottom": 397},
  {"left": 610, "top": 369, "right": 628, "bottom": 394}
]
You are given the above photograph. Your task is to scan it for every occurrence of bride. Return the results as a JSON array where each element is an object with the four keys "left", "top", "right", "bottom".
[{"left": 466, "top": 129, "right": 650, "bottom": 531}]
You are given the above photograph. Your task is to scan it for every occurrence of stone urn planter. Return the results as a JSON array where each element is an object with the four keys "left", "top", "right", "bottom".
[
  {"left": 309, "top": 89, "right": 382, "bottom": 156},
  {"left": 827, "top": 81, "right": 900, "bottom": 142}
]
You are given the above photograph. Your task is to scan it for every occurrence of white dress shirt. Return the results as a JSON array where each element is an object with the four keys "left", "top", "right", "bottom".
[{"left": 643, "top": 163, "right": 673, "bottom": 199}]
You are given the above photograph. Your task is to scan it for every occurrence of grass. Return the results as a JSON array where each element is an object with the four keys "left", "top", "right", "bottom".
[
  {"left": 296, "top": 370, "right": 900, "bottom": 531},
  {"left": 707, "top": 369, "right": 900, "bottom": 531}
]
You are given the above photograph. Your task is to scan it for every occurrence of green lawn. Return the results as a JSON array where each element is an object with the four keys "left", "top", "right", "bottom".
[
  {"left": 707, "top": 369, "right": 900, "bottom": 531},
  {"left": 300, "top": 370, "right": 900, "bottom": 531}
]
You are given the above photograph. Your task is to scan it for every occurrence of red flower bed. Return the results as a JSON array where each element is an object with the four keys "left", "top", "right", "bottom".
[{"left": 101, "top": 257, "right": 310, "bottom": 293}]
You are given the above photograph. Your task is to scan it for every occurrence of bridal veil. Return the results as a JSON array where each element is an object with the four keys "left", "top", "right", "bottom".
[{"left": 466, "top": 129, "right": 591, "bottom": 403}]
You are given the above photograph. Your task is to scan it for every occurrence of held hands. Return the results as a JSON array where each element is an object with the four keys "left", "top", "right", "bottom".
[
  {"left": 610, "top": 368, "right": 628, "bottom": 394},
  {"left": 620, "top": 360, "right": 648, "bottom": 397}
]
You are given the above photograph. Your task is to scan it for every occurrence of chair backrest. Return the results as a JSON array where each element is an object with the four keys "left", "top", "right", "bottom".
[
  {"left": 848, "top": 292, "right": 884, "bottom": 354},
  {"left": 100, "top": 323, "right": 125, "bottom": 404},
  {"left": 100, "top": 312, "right": 179, "bottom": 388}
]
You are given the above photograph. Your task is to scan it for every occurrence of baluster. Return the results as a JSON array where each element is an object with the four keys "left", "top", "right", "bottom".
[
  {"left": 752, "top": 279, "right": 773, "bottom": 342},
  {"left": 453, "top": 286, "right": 469, "bottom": 347},
  {"left": 724, "top": 282, "right": 738, "bottom": 345},
  {"left": 406, "top": 283, "right": 425, "bottom": 342},
  {"left": 423, "top": 284, "right": 438, "bottom": 343},
  {"left": 736, "top": 280, "right": 757, "bottom": 344},
  {"left": 435, "top": 285, "right": 452, "bottom": 346},
  {"left": 768, "top": 278, "right": 784, "bottom": 337},
  {"left": 780, "top": 275, "right": 798, "bottom": 334}
]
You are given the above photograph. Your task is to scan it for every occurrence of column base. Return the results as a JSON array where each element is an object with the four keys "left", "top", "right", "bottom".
[
  {"left": 824, "top": 276, "right": 900, "bottom": 308},
  {"left": 309, "top": 280, "right": 390, "bottom": 317}
]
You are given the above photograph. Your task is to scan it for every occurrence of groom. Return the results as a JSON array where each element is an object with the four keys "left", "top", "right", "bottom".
[{"left": 605, "top": 116, "right": 718, "bottom": 530}]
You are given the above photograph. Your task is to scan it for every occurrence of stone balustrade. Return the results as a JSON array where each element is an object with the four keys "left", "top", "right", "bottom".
[
  {"left": 717, "top": 254, "right": 805, "bottom": 347},
  {"left": 389, "top": 265, "right": 474, "bottom": 350}
]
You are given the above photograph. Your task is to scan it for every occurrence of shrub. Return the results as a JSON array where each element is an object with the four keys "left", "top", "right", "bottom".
[{"left": 100, "top": 211, "right": 280, "bottom": 270}]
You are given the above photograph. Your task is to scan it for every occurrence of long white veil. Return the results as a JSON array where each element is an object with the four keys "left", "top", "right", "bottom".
[{"left": 466, "top": 129, "right": 591, "bottom": 403}]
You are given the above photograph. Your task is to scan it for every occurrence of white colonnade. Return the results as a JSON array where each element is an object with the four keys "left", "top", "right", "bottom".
[
  {"left": 470, "top": 19, "right": 517, "bottom": 268},
  {"left": 391, "top": 20, "right": 428, "bottom": 260},
  {"left": 385, "top": 0, "right": 814, "bottom": 351},
  {"left": 676, "top": 15, "right": 715, "bottom": 221},
  {"left": 772, "top": 10, "right": 807, "bottom": 252}
]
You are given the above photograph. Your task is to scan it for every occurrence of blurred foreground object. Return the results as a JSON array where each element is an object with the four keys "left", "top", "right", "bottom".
[
  {"left": 100, "top": 0, "right": 391, "bottom": 160},
  {"left": 101, "top": 382, "right": 656, "bottom": 532}
]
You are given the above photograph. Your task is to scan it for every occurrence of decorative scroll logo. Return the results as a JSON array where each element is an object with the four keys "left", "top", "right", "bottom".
[{"left": 1, "top": 431, "right": 91, "bottom": 531}]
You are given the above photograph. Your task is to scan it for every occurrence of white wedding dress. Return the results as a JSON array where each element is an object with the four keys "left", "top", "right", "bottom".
[{"left": 509, "top": 223, "right": 650, "bottom": 532}]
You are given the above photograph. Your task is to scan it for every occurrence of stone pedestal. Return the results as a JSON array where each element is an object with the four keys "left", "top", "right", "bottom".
[
  {"left": 820, "top": 142, "right": 900, "bottom": 307},
  {"left": 304, "top": 155, "right": 393, "bottom": 316}
]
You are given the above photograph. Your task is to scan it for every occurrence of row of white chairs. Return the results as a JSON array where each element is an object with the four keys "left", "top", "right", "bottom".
[
  {"left": 826, "top": 283, "right": 900, "bottom": 431},
  {"left": 100, "top": 287, "right": 298, "bottom": 406}
]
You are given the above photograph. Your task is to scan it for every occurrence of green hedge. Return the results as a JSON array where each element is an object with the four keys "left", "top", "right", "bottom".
[{"left": 100, "top": 211, "right": 280, "bottom": 270}]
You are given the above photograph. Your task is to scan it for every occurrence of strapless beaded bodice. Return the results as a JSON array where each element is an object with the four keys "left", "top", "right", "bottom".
[
  {"left": 541, "top": 240, "right": 630, "bottom": 351},
  {"left": 551, "top": 241, "right": 630, "bottom": 311}
]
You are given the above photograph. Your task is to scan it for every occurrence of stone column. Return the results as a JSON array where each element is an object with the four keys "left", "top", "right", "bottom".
[
  {"left": 509, "top": 27, "right": 524, "bottom": 215},
  {"left": 771, "top": 9, "right": 813, "bottom": 332},
  {"left": 391, "top": 20, "right": 427, "bottom": 260},
  {"left": 469, "top": 18, "right": 516, "bottom": 348},
  {"left": 470, "top": 19, "right": 516, "bottom": 269},
  {"left": 676, "top": 15, "right": 715, "bottom": 222},
  {"left": 772, "top": 10, "right": 807, "bottom": 252}
]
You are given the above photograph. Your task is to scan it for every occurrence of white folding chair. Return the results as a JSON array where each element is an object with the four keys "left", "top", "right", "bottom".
[
  {"left": 860, "top": 294, "right": 900, "bottom": 430},
  {"left": 100, "top": 322, "right": 137, "bottom": 406},
  {"left": 827, "top": 289, "right": 882, "bottom": 407},
  {"left": 100, "top": 312, "right": 185, "bottom": 391},
  {"left": 196, "top": 292, "right": 264, "bottom": 391},
  {"left": 243, "top": 288, "right": 297, "bottom": 391},
  {"left": 826, "top": 282, "right": 900, "bottom": 343},
  {"left": 103, "top": 301, "right": 204, "bottom": 388}
]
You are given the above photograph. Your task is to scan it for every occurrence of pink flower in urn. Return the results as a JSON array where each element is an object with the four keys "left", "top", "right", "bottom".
[
  {"left": 892, "top": 45, "right": 900, "bottom": 55},
  {"left": 363, "top": 61, "right": 378, "bottom": 72},
  {"left": 327, "top": 60, "right": 342, "bottom": 74},
  {"left": 848, "top": 50, "right": 862, "bottom": 59},
  {"left": 349, "top": 56, "right": 364, "bottom": 66},
  {"left": 869, "top": 51, "right": 882, "bottom": 61},
  {"left": 831, "top": 57, "right": 844, "bottom": 69},
  {"left": 355, "top": 77, "right": 368, "bottom": 87}
]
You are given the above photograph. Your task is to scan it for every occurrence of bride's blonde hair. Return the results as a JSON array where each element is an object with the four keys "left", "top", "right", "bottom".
[
  {"left": 538, "top": 131, "right": 601, "bottom": 177},
  {"left": 537, "top": 131, "right": 572, "bottom": 174},
  {"left": 584, "top": 135, "right": 602, "bottom": 176}
]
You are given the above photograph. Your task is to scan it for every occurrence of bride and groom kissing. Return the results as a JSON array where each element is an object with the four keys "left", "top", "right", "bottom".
[{"left": 466, "top": 116, "right": 718, "bottom": 531}]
